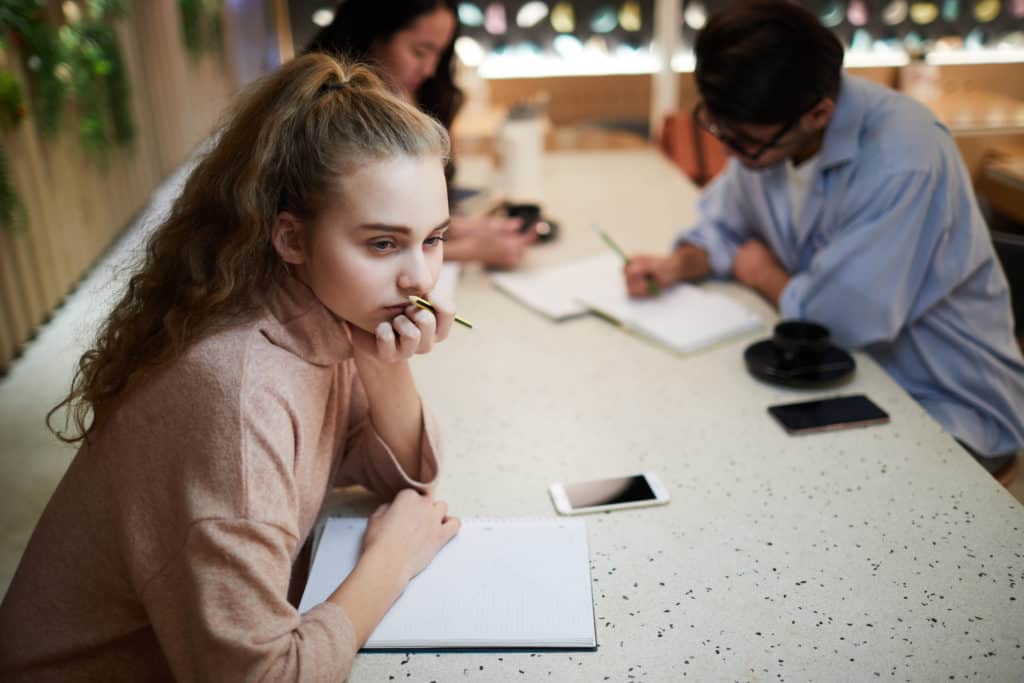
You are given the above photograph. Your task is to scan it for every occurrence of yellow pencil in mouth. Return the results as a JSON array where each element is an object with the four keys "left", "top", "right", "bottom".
[{"left": 408, "top": 295, "right": 474, "bottom": 329}]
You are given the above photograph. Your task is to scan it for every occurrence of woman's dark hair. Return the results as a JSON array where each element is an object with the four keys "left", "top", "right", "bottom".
[
  {"left": 306, "top": 0, "right": 463, "bottom": 131},
  {"left": 695, "top": 0, "right": 843, "bottom": 125}
]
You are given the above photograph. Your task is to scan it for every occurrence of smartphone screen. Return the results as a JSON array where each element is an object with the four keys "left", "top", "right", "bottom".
[
  {"left": 767, "top": 394, "right": 889, "bottom": 434},
  {"left": 563, "top": 474, "right": 657, "bottom": 510}
]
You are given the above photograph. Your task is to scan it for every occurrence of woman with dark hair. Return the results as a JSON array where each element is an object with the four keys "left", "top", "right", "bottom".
[{"left": 308, "top": 0, "right": 537, "bottom": 269}]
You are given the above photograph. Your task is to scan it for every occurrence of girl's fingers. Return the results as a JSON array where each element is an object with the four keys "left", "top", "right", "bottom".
[
  {"left": 440, "top": 516, "right": 461, "bottom": 544},
  {"left": 408, "top": 307, "right": 436, "bottom": 353},
  {"left": 370, "top": 299, "right": 454, "bottom": 363},
  {"left": 423, "top": 297, "right": 453, "bottom": 343},
  {"left": 499, "top": 217, "right": 523, "bottom": 234},
  {"left": 374, "top": 321, "right": 398, "bottom": 362},
  {"left": 391, "top": 314, "right": 422, "bottom": 358}
]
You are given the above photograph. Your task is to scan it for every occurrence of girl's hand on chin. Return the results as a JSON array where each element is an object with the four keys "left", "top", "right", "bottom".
[{"left": 346, "top": 297, "right": 454, "bottom": 362}]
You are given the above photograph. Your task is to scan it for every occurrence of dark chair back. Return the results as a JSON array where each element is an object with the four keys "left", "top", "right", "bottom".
[{"left": 991, "top": 229, "right": 1024, "bottom": 342}]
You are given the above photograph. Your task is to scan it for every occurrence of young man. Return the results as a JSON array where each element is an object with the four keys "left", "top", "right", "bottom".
[{"left": 625, "top": 0, "right": 1024, "bottom": 475}]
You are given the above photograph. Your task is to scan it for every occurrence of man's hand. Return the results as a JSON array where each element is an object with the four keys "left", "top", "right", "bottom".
[
  {"left": 444, "top": 214, "right": 536, "bottom": 269},
  {"left": 624, "top": 254, "right": 679, "bottom": 297},
  {"left": 733, "top": 240, "right": 790, "bottom": 307},
  {"left": 624, "top": 244, "right": 711, "bottom": 297}
]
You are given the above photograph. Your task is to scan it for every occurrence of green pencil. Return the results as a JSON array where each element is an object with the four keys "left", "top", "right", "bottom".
[
  {"left": 409, "top": 295, "right": 474, "bottom": 329},
  {"left": 593, "top": 225, "right": 661, "bottom": 296}
]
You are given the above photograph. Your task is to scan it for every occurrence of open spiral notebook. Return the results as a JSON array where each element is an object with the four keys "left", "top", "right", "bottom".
[
  {"left": 492, "top": 253, "right": 762, "bottom": 353},
  {"left": 299, "top": 517, "right": 597, "bottom": 650}
]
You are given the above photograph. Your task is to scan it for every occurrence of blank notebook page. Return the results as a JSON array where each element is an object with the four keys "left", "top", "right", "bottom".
[
  {"left": 578, "top": 276, "right": 761, "bottom": 353},
  {"left": 299, "top": 517, "right": 597, "bottom": 650},
  {"left": 491, "top": 253, "right": 622, "bottom": 320}
]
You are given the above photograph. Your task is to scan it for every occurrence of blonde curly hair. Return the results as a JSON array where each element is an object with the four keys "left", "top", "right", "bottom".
[{"left": 49, "top": 53, "right": 450, "bottom": 442}]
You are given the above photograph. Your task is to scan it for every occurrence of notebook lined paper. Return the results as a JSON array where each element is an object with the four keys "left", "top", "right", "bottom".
[
  {"left": 491, "top": 254, "right": 619, "bottom": 320},
  {"left": 577, "top": 275, "right": 762, "bottom": 354},
  {"left": 492, "top": 252, "right": 761, "bottom": 352},
  {"left": 299, "top": 517, "right": 596, "bottom": 650}
]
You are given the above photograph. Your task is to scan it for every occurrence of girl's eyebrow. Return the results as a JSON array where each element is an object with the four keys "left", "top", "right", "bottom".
[{"left": 358, "top": 218, "right": 451, "bottom": 234}]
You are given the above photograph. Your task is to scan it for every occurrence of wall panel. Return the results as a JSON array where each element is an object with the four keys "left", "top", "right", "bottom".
[{"left": 0, "top": 1, "right": 241, "bottom": 374}]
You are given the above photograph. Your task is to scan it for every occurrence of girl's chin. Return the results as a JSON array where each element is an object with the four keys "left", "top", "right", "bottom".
[
  {"left": 351, "top": 317, "right": 385, "bottom": 334},
  {"left": 356, "top": 312, "right": 404, "bottom": 334},
  {"left": 329, "top": 311, "right": 381, "bottom": 336}
]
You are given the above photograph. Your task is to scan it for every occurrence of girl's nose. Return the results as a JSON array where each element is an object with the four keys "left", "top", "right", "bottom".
[{"left": 397, "top": 252, "right": 432, "bottom": 295}]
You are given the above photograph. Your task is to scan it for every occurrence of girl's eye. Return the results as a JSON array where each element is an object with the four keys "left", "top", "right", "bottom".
[
  {"left": 369, "top": 239, "right": 397, "bottom": 253},
  {"left": 425, "top": 234, "right": 449, "bottom": 247}
]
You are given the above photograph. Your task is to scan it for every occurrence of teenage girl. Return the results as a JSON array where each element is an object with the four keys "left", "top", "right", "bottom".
[{"left": 0, "top": 53, "right": 460, "bottom": 681}]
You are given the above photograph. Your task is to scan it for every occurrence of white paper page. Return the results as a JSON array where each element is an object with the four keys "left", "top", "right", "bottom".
[
  {"left": 578, "top": 275, "right": 762, "bottom": 354},
  {"left": 491, "top": 253, "right": 622, "bottom": 320},
  {"left": 299, "top": 517, "right": 596, "bottom": 649}
]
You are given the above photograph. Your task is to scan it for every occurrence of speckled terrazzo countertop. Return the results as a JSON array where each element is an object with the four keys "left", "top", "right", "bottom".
[{"left": 329, "top": 151, "right": 1024, "bottom": 681}]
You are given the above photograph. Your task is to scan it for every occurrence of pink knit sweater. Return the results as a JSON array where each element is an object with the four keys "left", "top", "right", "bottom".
[{"left": 0, "top": 277, "right": 441, "bottom": 681}]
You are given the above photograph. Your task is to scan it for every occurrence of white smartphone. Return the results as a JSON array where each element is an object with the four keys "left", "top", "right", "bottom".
[{"left": 549, "top": 472, "right": 670, "bottom": 515}]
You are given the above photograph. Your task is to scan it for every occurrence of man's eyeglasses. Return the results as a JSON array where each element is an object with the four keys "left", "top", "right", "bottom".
[{"left": 692, "top": 102, "right": 803, "bottom": 161}]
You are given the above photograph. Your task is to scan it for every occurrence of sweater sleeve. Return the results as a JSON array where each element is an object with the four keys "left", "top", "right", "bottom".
[
  {"left": 139, "top": 518, "right": 357, "bottom": 683},
  {"left": 331, "top": 367, "right": 442, "bottom": 497},
  {"left": 121, "top": 347, "right": 364, "bottom": 683}
]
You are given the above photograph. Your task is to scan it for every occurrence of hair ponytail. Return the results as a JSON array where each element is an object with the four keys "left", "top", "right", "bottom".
[{"left": 49, "top": 53, "right": 449, "bottom": 443}]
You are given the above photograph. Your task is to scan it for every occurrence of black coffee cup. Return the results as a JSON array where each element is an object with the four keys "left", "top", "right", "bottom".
[{"left": 772, "top": 320, "right": 831, "bottom": 368}]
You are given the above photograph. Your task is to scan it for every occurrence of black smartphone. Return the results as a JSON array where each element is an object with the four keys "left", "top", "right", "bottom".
[{"left": 767, "top": 394, "right": 889, "bottom": 435}]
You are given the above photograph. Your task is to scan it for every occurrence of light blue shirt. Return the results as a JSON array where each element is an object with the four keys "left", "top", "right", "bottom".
[{"left": 679, "top": 75, "right": 1024, "bottom": 457}]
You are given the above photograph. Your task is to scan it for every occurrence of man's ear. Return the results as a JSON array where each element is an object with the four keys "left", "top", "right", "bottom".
[
  {"left": 803, "top": 97, "right": 836, "bottom": 133},
  {"left": 272, "top": 212, "right": 307, "bottom": 265}
]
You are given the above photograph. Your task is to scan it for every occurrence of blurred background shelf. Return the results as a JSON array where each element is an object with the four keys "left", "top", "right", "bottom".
[{"left": 2, "top": 0, "right": 1022, "bottom": 374}]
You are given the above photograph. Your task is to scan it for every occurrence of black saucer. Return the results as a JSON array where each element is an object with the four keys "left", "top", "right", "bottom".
[{"left": 743, "top": 339, "right": 856, "bottom": 388}]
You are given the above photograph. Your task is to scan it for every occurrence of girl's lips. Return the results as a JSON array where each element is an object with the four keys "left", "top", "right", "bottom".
[{"left": 383, "top": 304, "right": 408, "bottom": 317}]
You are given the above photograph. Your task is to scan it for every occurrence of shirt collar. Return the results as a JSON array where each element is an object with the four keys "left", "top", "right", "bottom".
[
  {"left": 261, "top": 275, "right": 353, "bottom": 366},
  {"left": 817, "top": 74, "right": 864, "bottom": 171}
]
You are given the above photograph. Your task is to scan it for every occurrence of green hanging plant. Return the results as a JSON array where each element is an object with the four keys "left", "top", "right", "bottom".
[
  {"left": 178, "top": 0, "right": 223, "bottom": 62},
  {"left": 56, "top": 1, "right": 134, "bottom": 160},
  {"left": 0, "top": 0, "right": 66, "bottom": 135},
  {"left": 0, "top": 66, "right": 27, "bottom": 129},
  {"left": 87, "top": 0, "right": 126, "bottom": 15},
  {"left": 0, "top": 143, "right": 26, "bottom": 235},
  {"left": 1, "top": 1, "right": 133, "bottom": 158},
  {"left": 178, "top": 0, "right": 202, "bottom": 57},
  {"left": 0, "top": 1, "right": 134, "bottom": 234},
  {"left": 0, "top": 42, "right": 27, "bottom": 236}
]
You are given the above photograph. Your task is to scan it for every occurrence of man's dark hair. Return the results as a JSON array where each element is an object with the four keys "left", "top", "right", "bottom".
[
  {"left": 305, "top": 0, "right": 463, "bottom": 132},
  {"left": 695, "top": 0, "right": 844, "bottom": 125}
]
